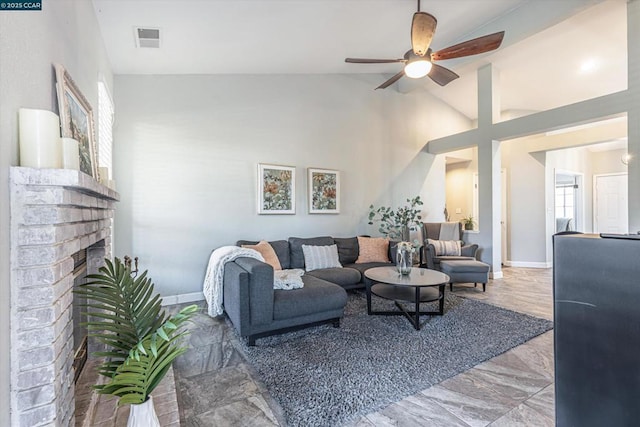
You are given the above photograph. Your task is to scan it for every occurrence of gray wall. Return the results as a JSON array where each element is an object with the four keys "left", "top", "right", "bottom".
[
  {"left": 0, "top": 1, "right": 112, "bottom": 416},
  {"left": 592, "top": 148, "right": 628, "bottom": 175},
  {"left": 113, "top": 74, "right": 470, "bottom": 297}
]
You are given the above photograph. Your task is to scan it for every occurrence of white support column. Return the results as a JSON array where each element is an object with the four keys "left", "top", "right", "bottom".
[
  {"left": 475, "top": 65, "right": 503, "bottom": 278},
  {"left": 628, "top": 0, "right": 640, "bottom": 232},
  {"left": 478, "top": 64, "right": 501, "bottom": 128}
]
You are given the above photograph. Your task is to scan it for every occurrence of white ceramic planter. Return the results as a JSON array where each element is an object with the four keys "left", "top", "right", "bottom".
[{"left": 127, "top": 395, "right": 160, "bottom": 427}]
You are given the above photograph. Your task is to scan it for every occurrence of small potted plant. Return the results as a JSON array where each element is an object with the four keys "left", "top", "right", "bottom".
[
  {"left": 76, "top": 257, "right": 198, "bottom": 426},
  {"left": 462, "top": 215, "right": 476, "bottom": 231}
]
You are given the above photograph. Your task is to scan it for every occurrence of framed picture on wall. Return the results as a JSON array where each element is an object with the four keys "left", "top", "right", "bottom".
[
  {"left": 308, "top": 168, "right": 340, "bottom": 214},
  {"left": 257, "top": 164, "right": 296, "bottom": 214},
  {"left": 54, "top": 63, "right": 98, "bottom": 179}
]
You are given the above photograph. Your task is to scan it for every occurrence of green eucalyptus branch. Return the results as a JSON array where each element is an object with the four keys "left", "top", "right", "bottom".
[{"left": 368, "top": 196, "right": 424, "bottom": 240}]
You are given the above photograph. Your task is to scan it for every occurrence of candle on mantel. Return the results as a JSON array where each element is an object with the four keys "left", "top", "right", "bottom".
[
  {"left": 61, "top": 137, "right": 80, "bottom": 170},
  {"left": 19, "top": 108, "right": 62, "bottom": 168},
  {"left": 98, "top": 167, "right": 109, "bottom": 185}
]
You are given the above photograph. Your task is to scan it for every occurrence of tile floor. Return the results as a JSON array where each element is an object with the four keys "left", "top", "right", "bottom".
[{"left": 172, "top": 267, "right": 555, "bottom": 426}]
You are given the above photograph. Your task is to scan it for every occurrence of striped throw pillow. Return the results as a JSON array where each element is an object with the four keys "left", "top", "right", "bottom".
[
  {"left": 427, "top": 239, "right": 461, "bottom": 256},
  {"left": 301, "top": 244, "right": 343, "bottom": 272}
]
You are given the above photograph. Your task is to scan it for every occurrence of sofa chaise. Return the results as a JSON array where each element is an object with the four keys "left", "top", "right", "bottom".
[{"left": 223, "top": 236, "right": 397, "bottom": 345}]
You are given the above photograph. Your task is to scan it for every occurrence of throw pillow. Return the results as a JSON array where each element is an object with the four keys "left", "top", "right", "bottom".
[
  {"left": 301, "top": 244, "right": 342, "bottom": 272},
  {"left": 355, "top": 236, "right": 390, "bottom": 263},
  {"left": 274, "top": 269, "right": 305, "bottom": 290},
  {"left": 288, "top": 236, "right": 335, "bottom": 269},
  {"left": 427, "top": 239, "right": 461, "bottom": 256},
  {"left": 333, "top": 237, "right": 359, "bottom": 264},
  {"left": 241, "top": 240, "right": 282, "bottom": 270}
]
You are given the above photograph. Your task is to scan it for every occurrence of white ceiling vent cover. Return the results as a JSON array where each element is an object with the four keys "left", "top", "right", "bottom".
[{"left": 134, "top": 27, "right": 161, "bottom": 48}]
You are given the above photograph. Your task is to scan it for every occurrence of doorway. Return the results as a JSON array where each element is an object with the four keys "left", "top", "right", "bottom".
[
  {"left": 554, "top": 170, "right": 583, "bottom": 233},
  {"left": 593, "top": 173, "right": 628, "bottom": 233}
]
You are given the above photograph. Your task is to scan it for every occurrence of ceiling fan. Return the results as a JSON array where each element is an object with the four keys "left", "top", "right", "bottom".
[{"left": 345, "top": 0, "right": 505, "bottom": 89}]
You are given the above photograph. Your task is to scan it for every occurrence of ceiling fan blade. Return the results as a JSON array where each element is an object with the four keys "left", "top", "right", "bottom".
[
  {"left": 411, "top": 12, "right": 437, "bottom": 57},
  {"left": 428, "top": 64, "right": 459, "bottom": 86},
  {"left": 431, "top": 31, "right": 505, "bottom": 61},
  {"left": 376, "top": 70, "right": 405, "bottom": 90},
  {"left": 345, "top": 58, "right": 404, "bottom": 64}
]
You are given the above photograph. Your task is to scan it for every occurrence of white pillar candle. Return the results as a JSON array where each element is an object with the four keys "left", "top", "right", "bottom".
[
  {"left": 61, "top": 137, "right": 80, "bottom": 170},
  {"left": 98, "top": 167, "right": 110, "bottom": 185},
  {"left": 19, "top": 108, "right": 62, "bottom": 168}
]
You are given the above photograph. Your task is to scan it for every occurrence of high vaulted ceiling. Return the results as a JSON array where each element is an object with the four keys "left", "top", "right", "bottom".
[
  {"left": 92, "top": 0, "right": 530, "bottom": 75},
  {"left": 92, "top": 0, "right": 628, "bottom": 121}
]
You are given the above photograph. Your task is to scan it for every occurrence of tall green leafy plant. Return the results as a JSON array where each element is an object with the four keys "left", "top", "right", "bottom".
[
  {"left": 76, "top": 258, "right": 198, "bottom": 404},
  {"left": 368, "top": 196, "right": 424, "bottom": 240}
]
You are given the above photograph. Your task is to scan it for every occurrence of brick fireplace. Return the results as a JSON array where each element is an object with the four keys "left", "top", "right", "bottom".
[{"left": 9, "top": 167, "right": 118, "bottom": 426}]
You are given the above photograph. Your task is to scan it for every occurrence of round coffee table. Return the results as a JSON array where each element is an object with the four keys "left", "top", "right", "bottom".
[{"left": 364, "top": 266, "right": 450, "bottom": 330}]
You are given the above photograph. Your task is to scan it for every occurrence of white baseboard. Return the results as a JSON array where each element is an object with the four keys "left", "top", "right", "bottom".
[
  {"left": 161, "top": 292, "right": 204, "bottom": 306},
  {"left": 503, "top": 260, "right": 553, "bottom": 268},
  {"left": 158, "top": 263, "right": 547, "bottom": 305}
]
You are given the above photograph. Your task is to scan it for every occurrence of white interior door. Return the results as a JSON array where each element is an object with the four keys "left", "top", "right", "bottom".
[{"left": 594, "top": 174, "right": 628, "bottom": 233}]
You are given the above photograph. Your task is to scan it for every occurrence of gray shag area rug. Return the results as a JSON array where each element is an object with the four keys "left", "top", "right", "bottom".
[{"left": 238, "top": 291, "right": 553, "bottom": 427}]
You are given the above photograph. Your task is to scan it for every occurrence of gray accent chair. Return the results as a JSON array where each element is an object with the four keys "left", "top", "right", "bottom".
[
  {"left": 421, "top": 222, "right": 478, "bottom": 270},
  {"left": 422, "top": 222, "right": 490, "bottom": 291},
  {"left": 556, "top": 217, "right": 574, "bottom": 233}
]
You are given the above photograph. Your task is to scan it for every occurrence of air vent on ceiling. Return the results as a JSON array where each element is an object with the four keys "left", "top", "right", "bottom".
[{"left": 134, "top": 27, "right": 161, "bottom": 48}]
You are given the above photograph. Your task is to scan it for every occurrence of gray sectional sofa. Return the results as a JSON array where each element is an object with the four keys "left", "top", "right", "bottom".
[{"left": 223, "top": 236, "right": 396, "bottom": 345}]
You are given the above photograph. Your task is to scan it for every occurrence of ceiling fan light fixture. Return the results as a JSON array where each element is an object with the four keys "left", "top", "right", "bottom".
[
  {"left": 404, "top": 59, "right": 432, "bottom": 78},
  {"left": 411, "top": 12, "right": 437, "bottom": 56},
  {"left": 344, "top": 0, "right": 504, "bottom": 90}
]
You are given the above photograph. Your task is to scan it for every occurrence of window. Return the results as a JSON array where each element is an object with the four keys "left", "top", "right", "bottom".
[
  {"left": 97, "top": 81, "right": 114, "bottom": 180},
  {"left": 555, "top": 184, "right": 576, "bottom": 219}
]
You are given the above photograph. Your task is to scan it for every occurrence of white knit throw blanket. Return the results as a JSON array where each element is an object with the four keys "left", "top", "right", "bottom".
[{"left": 202, "top": 246, "right": 265, "bottom": 317}]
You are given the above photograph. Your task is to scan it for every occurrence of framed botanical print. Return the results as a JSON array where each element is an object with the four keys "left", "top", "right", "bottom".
[
  {"left": 54, "top": 63, "right": 98, "bottom": 178},
  {"left": 308, "top": 168, "right": 340, "bottom": 214},
  {"left": 257, "top": 164, "right": 296, "bottom": 214}
]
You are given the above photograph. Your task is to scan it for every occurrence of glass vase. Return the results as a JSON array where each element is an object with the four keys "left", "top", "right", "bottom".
[{"left": 396, "top": 248, "right": 412, "bottom": 275}]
